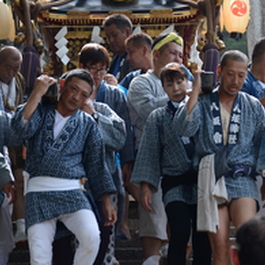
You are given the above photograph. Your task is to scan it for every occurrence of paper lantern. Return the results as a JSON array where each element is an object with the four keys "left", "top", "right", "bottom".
[
  {"left": 8, "top": 6, "right": 15, "bottom": 41},
  {"left": 219, "top": 4, "right": 224, "bottom": 32},
  {"left": 222, "top": 0, "right": 250, "bottom": 39},
  {"left": 0, "top": 0, "right": 12, "bottom": 40}
]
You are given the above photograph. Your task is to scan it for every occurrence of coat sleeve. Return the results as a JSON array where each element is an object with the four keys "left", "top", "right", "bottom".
[
  {"left": 128, "top": 76, "right": 168, "bottom": 123},
  {"left": 94, "top": 102, "right": 126, "bottom": 151},
  {"left": 83, "top": 122, "right": 116, "bottom": 199},
  {"left": 131, "top": 110, "right": 162, "bottom": 190}
]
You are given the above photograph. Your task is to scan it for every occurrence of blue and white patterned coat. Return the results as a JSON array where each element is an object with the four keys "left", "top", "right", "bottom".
[
  {"left": 131, "top": 101, "right": 197, "bottom": 207},
  {"left": 241, "top": 70, "right": 264, "bottom": 99},
  {"left": 173, "top": 90, "right": 265, "bottom": 200},
  {"left": 93, "top": 101, "right": 126, "bottom": 174},
  {"left": 0, "top": 111, "right": 22, "bottom": 206},
  {"left": 96, "top": 81, "right": 135, "bottom": 166},
  {"left": 0, "top": 111, "right": 21, "bottom": 154},
  {"left": 11, "top": 103, "right": 116, "bottom": 229}
]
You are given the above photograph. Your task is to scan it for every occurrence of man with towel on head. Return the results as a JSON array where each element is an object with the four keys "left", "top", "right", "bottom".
[{"left": 129, "top": 32, "right": 190, "bottom": 265}]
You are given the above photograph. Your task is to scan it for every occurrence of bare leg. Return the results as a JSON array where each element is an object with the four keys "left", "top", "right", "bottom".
[
  {"left": 141, "top": 236, "right": 162, "bottom": 262},
  {"left": 118, "top": 192, "right": 132, "bottom": 240},
  {"left": 118, "top": 183, "right": 139, "bottom": 240},
  {"left": 13, "top": 168, "right": 27, "bottom": 243},
  {"left": 13, "top": 168, "right": 25, "bottom": 220},
  {"left": 229, "top": 197, "right": 257, "bottom": 229},
  {"left": 208, "top": 205, "right": 231, "bottom": 265}
]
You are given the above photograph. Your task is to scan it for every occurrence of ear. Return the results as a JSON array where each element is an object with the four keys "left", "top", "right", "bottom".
[
  {"left": 124, "top": 27, "right": 131, "bottom": 38},
  {"left": 79, "top": 62, "right": 84, "bottom": 69},
  {"left": 152, "top": 49, "right": 159, "bottom": 61},
  {"left": 59, "top": 79, "right": 65, "bottom": 93},
  {"left": 230, "top": 247, "right": 240, "bottom": 265},
  {"left": 142, "top": 45, "right": 148, "bottom": 56}
]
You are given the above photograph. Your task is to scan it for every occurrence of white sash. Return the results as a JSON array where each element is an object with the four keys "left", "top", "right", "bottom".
[{"left": 23, "top": 171, "right": 85, "bottom": 195}]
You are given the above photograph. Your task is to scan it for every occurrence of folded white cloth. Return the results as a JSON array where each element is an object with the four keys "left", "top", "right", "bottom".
[
  {"left": 197, "top": 154, "right": 228, "bottom": 233},
  {"left": 23, "top": 171, "right": 84, "bottom": 195}
]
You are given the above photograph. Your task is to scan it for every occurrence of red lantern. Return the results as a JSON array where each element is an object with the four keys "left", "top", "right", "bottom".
[{"left": 222, "top": 0, "right": 250, "bottom": 39}]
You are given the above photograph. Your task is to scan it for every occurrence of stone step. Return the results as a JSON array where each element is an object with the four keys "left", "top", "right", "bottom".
[
  {"left": 115, "top": 225, "right": 143, "bottom": 264},
  {"left": 8, "top": 262, "right": 30, "bottom": 264},
  {"left": 115, "top": 246, "right": 143, "bottom": 265},
  {"left": 8, "top": 247, "right": 29, "bottom": 264},
  {"left": 117, "top": 258, "right": 171, "bottom": 265}
]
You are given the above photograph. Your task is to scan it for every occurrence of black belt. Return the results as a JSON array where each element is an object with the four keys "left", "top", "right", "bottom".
[
  {"left": 225, "top": 165, "right": 255, "bottom": 179},
  {"left": 161, "top": 170, "right": 197, "bottom": 197}
]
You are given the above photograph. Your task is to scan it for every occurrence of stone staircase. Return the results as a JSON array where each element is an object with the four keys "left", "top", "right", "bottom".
[
  {"left": 8, "top": 200, "right": 236, "bottom": 265},
  {"left": 115, "top": 200, "right": 144, "bottom": 265},
  {"left": 8, "top": 247, "right": 29, "bottom": 265}
]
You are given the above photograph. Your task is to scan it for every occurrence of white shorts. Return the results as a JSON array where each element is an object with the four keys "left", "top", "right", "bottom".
[{"left": 138, "top": 184, "right": 168, "bottom": 241}]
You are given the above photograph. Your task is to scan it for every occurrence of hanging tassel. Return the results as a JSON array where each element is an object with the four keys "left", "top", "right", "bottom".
[
  {"left": 202, "top": 43, "right": 219, "bottom": 83},
  {"left": 20, "top": 45, "right": 39, "bottom": 96}
]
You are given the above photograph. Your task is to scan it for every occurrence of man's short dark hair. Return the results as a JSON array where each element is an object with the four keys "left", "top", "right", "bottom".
[
  {"left": 220, "top": 50, "right": 248, "bottom": 69},
  {"left": 125, "top": 33, "right": 153, "bottom": 50},
  {"left": 79, "top": 43, "right": 110, "bottom": 68},
  {"left": 102, "top": 13, "right": 133, "bottom": 32},
  {"left": 236, "top": 215, "right": 265, "bottom": 265},
  {"left": 61, "top": 69, "right": 94, "bottom": 93},
  {"left": 252, "top": 37, "right": 265, "bottom": 64}
]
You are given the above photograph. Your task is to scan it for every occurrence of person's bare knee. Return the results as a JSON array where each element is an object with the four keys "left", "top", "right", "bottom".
[
  {"left": 208, "top": 205, "right": 231, "bottom": 265},
  {"left": 209, "top": 231, "right": 230, "bottom": 254},
  {"left": 14, "top": 168, "right": 24, "bottom": 196},
  {"left": 229, "top": 197, "right": 256, "bottom": 228},
  {"left": 141, "top": 237, "right": 162, "bottom": 259}
]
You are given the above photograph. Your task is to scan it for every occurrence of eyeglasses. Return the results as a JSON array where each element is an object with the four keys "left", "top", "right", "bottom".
[
  {"left": 85, "top": 65, "right": 109, "bottom": 75},
  {"left": 3, "top": 64, "right": 20, "bottom": 74}
]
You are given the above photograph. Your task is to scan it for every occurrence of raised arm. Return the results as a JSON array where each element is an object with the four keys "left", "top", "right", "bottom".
[
  {"left": 81, "top": 100, "right": 126, "bottom": 151},
  {"left": 187, "top": 71, "right": 202, "bottom": 114},
  {"left": 23, "top": 75, "right": 57, "bottom": 120}
]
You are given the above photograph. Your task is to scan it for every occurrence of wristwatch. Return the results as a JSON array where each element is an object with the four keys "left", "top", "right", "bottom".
[{"left": 91, "top": 112, "right": 99, "bottom": 122}]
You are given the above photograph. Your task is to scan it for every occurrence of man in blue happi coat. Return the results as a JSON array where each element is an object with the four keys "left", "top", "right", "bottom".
[
  {"left": 173, "top": 50, "right": 265, "bottom": 265},
  {"left": 11, "top": 69, "right": 117, "bottom": 265}
]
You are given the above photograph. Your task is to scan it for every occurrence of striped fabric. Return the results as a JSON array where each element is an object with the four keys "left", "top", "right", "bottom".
[
  {"left": 127, "top": 69, "right": 168, "bottom": 149},
  {"left": 20, "top": 45, "right": 39, "bottom": 96}
]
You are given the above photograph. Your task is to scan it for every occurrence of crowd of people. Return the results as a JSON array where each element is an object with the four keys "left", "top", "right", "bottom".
[{"left": 1, "top": 12, "right": 265, "bottom": 265}]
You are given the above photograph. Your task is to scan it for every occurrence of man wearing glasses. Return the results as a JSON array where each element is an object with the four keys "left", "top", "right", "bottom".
[{"left": 79, "top": 43, "right": 135, "bottom": 265}]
